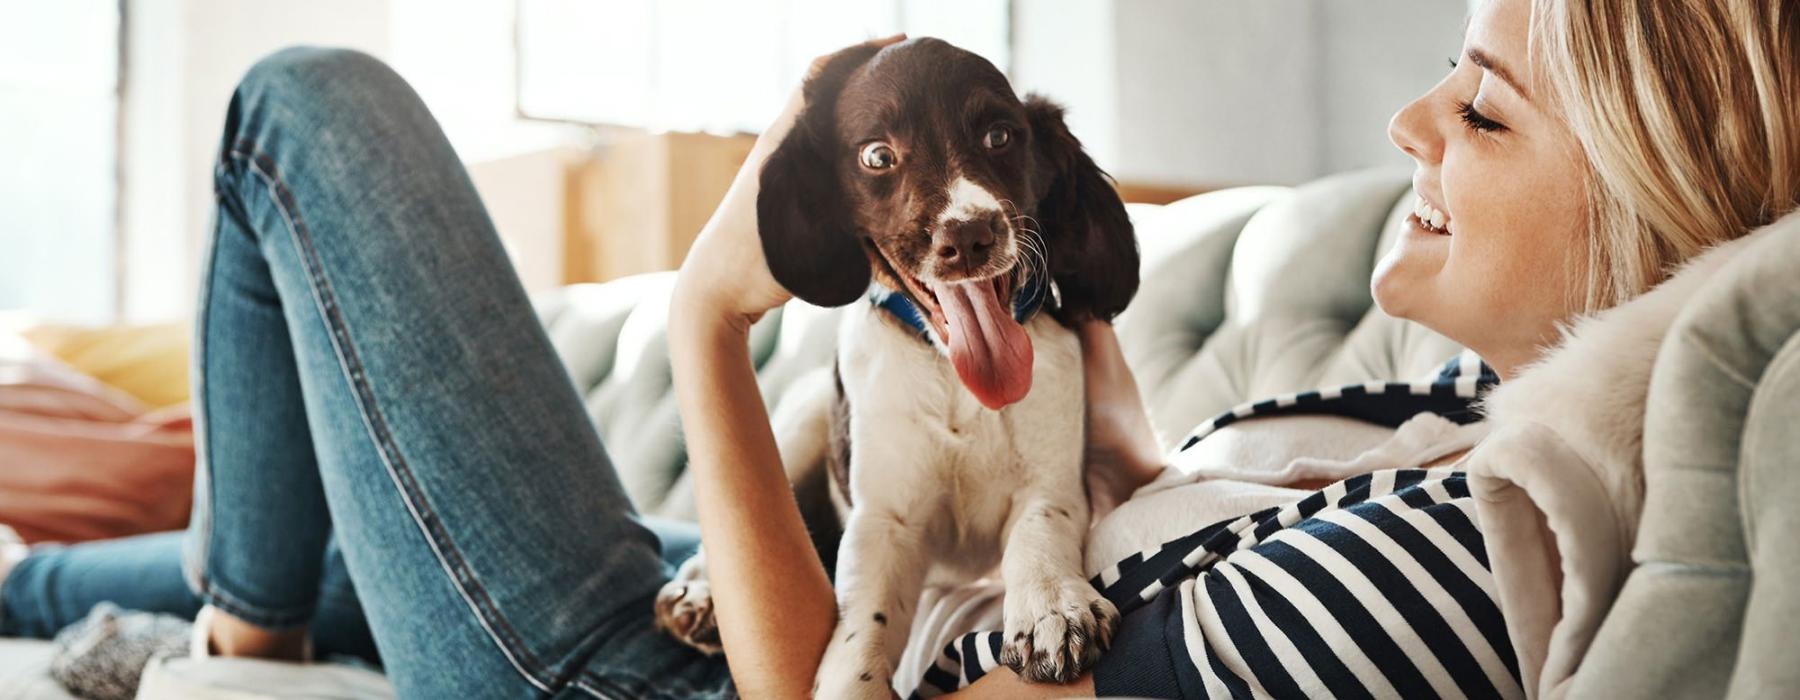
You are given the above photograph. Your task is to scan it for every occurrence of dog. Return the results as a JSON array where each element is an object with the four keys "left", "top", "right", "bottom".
[{"left": 654, "top": 38, "right": 1139, "bottom": 695}]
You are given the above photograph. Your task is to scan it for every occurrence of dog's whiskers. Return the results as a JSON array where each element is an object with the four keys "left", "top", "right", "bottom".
[
  {"left": 996, "top": 199, "right": 1050, "bottom": 287},
  {"left": 999, "top": 199, "right": 1045, "bottom": 234},
  {"left": 1011, "top": 225, "right": 1049, "bottom": 292}
]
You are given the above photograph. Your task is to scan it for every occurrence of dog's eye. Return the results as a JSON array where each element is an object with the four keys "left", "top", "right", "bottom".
[
  {"left": 983, "top": 125, "right": 1011, "bottom": 150},
  {"left": 860, "top": 143, "right": 898, "bottom": 170}
]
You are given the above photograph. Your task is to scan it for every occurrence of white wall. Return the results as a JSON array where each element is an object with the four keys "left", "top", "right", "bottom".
[
  {"left": 1010, "top": 0, "right": 1118, "bottom": 168},
  {"left": 1112, "top": 0, "right": 1321, "bottom": 186},
  {"left": 119, "top": 0, "right": 576, "bottom": 321},
  {"left": 1013, "top": 0, "right": 1468, "bottom": 187},
  {"left": 120, "top": 0, "right": 392, "bottom": 321},
  {"left": 119, "top": 0, "right": 190, "bottom": 321},
  {"left": 1317, "top": 0, "right": 1467, "bottom": 174}
]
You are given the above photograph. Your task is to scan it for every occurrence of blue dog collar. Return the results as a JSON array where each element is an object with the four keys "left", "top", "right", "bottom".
[{"left": 869, "top": 271, "right": 1050, "bottom": 343}]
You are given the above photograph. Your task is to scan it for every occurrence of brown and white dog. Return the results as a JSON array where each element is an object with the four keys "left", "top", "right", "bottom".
[{"left": 655, "top": 38, "right": 1139, "bottom": 695}]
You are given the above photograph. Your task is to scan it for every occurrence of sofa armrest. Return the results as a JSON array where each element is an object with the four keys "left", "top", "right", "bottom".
[{"left": 1571, "top": 210, "right": 1800, "bottom": 698}]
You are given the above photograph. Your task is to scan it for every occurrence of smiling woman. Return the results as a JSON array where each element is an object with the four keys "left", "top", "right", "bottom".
[
  {"left": 1375, "top": 0, "right": 1594, "bottom": 381},
  {"left": 1376, "top": 0, "right": 1798, "bottom": 381}
]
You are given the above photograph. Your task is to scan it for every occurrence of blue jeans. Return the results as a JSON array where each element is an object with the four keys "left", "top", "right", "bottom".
[
  {"left": 2, "top": 47, "right": 730, "bottom": 699},
  {"left": 2, "top": 524, "right": 703, "bottom": 669},
  {"left": 2, "top": 532, "right": 381, "bottom": 663}
]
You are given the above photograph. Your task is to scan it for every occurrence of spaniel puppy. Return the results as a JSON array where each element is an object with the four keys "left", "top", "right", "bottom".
[{"left": 657, "top": 38, "right": 1139, "bottom": 696}]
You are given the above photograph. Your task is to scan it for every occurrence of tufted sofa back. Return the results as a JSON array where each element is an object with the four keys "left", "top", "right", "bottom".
[{"left": 534, "top": 167, "right": 1462, "bottom": 519}]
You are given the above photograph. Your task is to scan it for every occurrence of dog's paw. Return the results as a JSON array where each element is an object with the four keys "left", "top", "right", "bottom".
[
  {"left": 654, "top": 556, "right": 722, "bottom": 655},
  {"left": 999, "top": 577, "right": 1120, "bottom": 683}
]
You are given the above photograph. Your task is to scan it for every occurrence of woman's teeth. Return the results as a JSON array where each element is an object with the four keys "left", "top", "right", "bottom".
[{"left": 1412, "top": 195, "right": 1452, "bottom": 234}]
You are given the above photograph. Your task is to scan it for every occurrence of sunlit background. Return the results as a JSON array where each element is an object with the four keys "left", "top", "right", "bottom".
[{"left": 1, "top": 0, "right": 1465, "bottom": 325}]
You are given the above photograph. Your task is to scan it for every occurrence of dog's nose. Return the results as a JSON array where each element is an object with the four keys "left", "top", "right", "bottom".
[{"left": 934, "top": 217, "right": 998, "bottom": 265}]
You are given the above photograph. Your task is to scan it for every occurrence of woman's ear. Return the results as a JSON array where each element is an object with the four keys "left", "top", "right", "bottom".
[
  {"left": 756, "top": 45, "right": 883, "bottom": 308},
  {"left": 1024, "top": 94, "right": 1140, "bottom": 323}
]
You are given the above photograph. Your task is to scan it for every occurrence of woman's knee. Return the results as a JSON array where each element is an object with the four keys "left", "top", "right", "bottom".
[{"left": 233, "top": 46, "right": 418, "bottom": 126}]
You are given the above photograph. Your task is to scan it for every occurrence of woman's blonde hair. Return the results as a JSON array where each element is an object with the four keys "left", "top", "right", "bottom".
[{"left": 1532, "top": 0, "right": 1799, "bottom": 311}]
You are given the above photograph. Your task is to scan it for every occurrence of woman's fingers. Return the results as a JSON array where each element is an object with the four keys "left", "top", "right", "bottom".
[
  {"left": 807, "top": 33, "right": 907, "bottom": 78},
  {"left": 677, "top": 35, "right": 908, "bottom": 327}
]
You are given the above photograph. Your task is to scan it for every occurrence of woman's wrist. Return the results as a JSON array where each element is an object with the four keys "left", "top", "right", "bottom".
[
  {"left": 670, "top": 259, "right": 763, "bottom": 338},
  {"left": 1077, "top": 318, "right": 1167, "bottom": 513}
]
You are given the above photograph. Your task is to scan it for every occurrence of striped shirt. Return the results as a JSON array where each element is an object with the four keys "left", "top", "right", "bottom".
[{"left": 912, "top": 355, "right": 1520, "bottom": 698}]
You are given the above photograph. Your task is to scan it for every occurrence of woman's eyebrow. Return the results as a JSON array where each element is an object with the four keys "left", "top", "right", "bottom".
[{"left": 1467, "top": 47, "right": 1531, "bottom": 101}]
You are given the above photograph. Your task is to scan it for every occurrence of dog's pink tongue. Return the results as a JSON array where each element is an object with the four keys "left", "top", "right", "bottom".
[{"left": 930, "top": 279, "right": 1033, "bottom": 409}]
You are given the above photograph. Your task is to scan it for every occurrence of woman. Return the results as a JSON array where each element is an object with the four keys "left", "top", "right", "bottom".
[{"left": 3, "top": 0, "right": 1794, "bottom": 697}]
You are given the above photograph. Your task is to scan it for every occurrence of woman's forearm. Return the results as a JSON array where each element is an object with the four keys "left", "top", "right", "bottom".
[
  {"left": 1077, "top": 321, "right": 1167, "bottom": 512},
  {"left": 668, "top": 299, "right": 836, "bottom": 698}
]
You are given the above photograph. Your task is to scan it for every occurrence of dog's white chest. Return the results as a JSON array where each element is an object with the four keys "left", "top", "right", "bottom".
[{"left": 835, "top": 307, "right": 1086, "bottom": 557}]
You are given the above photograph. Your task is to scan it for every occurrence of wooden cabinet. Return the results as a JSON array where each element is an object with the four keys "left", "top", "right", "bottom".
[{"left": 564, "top": 129, "right": 757, "bottom": 283}]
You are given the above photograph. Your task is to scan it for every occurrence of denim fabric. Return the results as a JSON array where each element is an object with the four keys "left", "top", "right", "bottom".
[
  {"left": 1, "top": 532, "right": 380, "bottom": 662},
  {"left": 1, "top": 519, "right": 703, "bottom": 670},
  {"left": 6, "top": 47, "right": 733, "bottom": 699}
]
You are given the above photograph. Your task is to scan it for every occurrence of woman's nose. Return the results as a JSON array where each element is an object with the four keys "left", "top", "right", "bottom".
[{"left": 1388, "top": 92, "right": 1443, "bottom": 165}]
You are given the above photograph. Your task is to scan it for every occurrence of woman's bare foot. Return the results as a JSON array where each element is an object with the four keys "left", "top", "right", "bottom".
[{"left": 201, "top": 606, "right": 310, "bottom": 661}]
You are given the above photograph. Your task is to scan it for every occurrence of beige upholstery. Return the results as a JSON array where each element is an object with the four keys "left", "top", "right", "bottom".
[
  {"left": 535, "top": 167, "right": 1463, "bottom": 519},
  {"left": 1567, "top": 210, "right": 1800, "bottom": 698}
]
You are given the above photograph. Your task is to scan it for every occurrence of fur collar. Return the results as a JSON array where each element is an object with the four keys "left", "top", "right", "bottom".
[
  {"left": 1468, "top": 212, "right": 1794, "bottom": 697},
  {"left": 1479, "top": 211, "right": 1792, "bottom": 531}
]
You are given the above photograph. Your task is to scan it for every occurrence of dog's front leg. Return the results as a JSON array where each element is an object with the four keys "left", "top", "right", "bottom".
[
  {"left": 814, "top": 507, "right": 928, "bottom": 699},
  {"left": 998, "top": 490, "right": 1121, "bottom": 683}
]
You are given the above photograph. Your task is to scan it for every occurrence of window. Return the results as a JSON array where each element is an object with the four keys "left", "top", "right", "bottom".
[
  {"left": 515, "top": 0, "right": 1011, "bottom": 133},
  {"left": 0, "top": 0, "right": 121, "bottom": 324}
]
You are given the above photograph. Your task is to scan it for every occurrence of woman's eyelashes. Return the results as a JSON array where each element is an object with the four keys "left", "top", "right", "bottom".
[
  {"left": 1447, "top": 57, "right": 1508, "bottom": 135},
  {"left": 1456, "top": 100, "right": 1508, "bottom": 134}
]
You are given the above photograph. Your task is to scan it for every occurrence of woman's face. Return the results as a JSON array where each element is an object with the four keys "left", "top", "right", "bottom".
[{"left": 1374, "top": 0, "right": 1590, "bottom": 378}]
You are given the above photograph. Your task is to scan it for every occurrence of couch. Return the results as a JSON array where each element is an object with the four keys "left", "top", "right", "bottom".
[
  {"left": 550, "top": 168, "right": 1467, "bottom": 523},
  {"left": 4, "top": 167, "right": 1794, "bottom": 697}
]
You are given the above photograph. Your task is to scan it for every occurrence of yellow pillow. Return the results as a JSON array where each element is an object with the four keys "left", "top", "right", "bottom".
[{"left": 24, "top": 322, "right": 192, "bottom": 409}]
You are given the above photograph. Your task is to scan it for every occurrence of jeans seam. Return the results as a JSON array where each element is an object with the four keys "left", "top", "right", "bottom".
[
  {"left": 225, "top": 144, "right": 564, "bottom": 694},
  {"left": 576, "top": 671, "right": 712, "bottom": 700},
  {"left": 186, "top": 207, "right": 221, "bottom": 605}
]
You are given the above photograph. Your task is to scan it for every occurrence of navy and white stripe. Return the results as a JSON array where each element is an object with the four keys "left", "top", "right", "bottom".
[
  {"left": 912, "top": 354, "right": 1519, "bottom": 699},
  {"left": 1174, "top": 351, "right": 1499, "bottom": 452}
]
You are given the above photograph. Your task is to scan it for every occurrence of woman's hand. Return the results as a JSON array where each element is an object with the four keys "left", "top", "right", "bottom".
[
  {"left": 1077, "top": 320, "right": 1167, "bottom": 520},
  {"left": 667, "top": 35, "right": 903, "bottom": 700},
  {"left": 669, "top": 105, "right": 795, "bottom": 329},
  {"left": 673, "top": 34, "right": 906, "bottom": 330}
]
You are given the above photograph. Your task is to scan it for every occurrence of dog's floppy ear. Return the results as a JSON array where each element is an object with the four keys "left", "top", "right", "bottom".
[
  {"left": 756, "top": 45, "right": 883, "bottom": 307},
  {"left": 1025, "top": 94, "right": 1139, "bottom": 323}
]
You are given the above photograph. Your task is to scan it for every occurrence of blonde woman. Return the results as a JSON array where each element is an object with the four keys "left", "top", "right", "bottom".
[
  {"left": 1, "top": 0, "right": 1792, "bottom": 697},
  {"left": 675, "top": 0, "right": 1796, "bottom": 696}
]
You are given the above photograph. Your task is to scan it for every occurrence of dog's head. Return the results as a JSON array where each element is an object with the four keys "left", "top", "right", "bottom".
[{"left": 758, "top": 38, "right": 1138, "bottom": 409}]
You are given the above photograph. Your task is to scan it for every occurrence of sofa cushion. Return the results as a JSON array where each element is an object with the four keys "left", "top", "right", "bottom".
[
  {"left": 1567, "top": 208, "right": 1800, "bottom": 698},
  {"left": 535, "top": 167, "right": 1460, "bottom": 519}
]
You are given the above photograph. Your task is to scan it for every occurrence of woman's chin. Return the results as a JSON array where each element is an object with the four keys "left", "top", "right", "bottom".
[
  {"left": 1372, "top": 243, "right": 1451, "bottom": 318},
  {"left": 1372, "top": 271, "right": 1447, "bottom": 326},
  {"left": 1372, "top": 263, "right": 1419, "bottom": 320}
]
